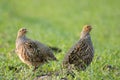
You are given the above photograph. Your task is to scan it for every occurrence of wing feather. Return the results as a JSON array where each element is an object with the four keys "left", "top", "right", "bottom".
[{"left": 63, "top": 38, "right": 93, "bottom": 70}]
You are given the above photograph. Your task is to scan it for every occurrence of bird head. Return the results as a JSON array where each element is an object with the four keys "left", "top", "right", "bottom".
[
  {"left": 82, "top": 25, "right": 92, "bottom": 33},
  {"left": 80, "top": 25, "right": 92, "bottom": 38},
  {"left": 17, "top": 28, "right": 27, "bottom": 38}
]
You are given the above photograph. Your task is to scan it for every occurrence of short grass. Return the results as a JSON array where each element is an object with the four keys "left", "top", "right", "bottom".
[{"left": 0, "top": 0, "right": 120, "bottom": 80}]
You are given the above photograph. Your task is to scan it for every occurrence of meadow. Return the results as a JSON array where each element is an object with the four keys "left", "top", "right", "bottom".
[{"left": 0, "top": 0, "right": 120, "bottom": 80}]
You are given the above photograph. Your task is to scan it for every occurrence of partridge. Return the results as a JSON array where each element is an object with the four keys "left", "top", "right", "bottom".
[
  {"left": 16, "top": 28, "right": 57, "bottom": 70},
  {"left": 63, "top": 25, "right": 94, "bottom": 70}
]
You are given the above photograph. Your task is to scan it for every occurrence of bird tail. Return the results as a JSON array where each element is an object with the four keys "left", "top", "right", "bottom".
[
  {"left": 48, "top": 46, "right": 62, "bottom": 53},
  {"left": 53, "top": 57, "right": 58, "bottom": 61}
]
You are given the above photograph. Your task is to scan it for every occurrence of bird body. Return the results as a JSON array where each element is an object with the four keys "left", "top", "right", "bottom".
[
  {"left": 63, "top": 25, "right": 94, "bottom": 70},
  {"left": 16, "top": 28, "right": 57, "bottom": 69}
]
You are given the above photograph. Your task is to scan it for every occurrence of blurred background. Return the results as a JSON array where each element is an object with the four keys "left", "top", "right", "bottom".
[
  {"left": 0, "top": 0, "right": 120, "bottom": 79},
  {"left": 0, "top": 0, "right": 119, "bottom": 48},
  {"left": 0, "top": 0, "right": 120, "bottom": 46}
]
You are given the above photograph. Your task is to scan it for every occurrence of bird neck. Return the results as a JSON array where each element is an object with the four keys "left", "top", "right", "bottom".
[
  {"left": 80, "top": 31, "right": 90, "bottom": 39},
  {"left": 17, "top": 35, "right": 26, "bottom": 40}
]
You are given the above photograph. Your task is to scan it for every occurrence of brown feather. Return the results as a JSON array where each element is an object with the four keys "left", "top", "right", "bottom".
[
  {"left": 16, "top": 28, "right": 57, "bottom": 69},
  {"left": 63, "top": 25, "right": 94, "bottom": 70}
]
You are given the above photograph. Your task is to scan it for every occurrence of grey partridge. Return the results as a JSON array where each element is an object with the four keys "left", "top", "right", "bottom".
[
  {"left": 63, "top": 25, "right": 94, "bottom": 70},
  {"left": 16, "top": 28, "right": 57, "bottom": 70}
]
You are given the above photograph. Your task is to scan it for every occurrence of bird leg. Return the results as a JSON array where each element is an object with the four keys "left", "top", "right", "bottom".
[{"left": 33, "top": 66, "right": 38, "bottom": 71}]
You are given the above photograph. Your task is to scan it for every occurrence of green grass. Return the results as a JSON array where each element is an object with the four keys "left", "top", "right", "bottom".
[{"left": 0, "top": 0, "right": 120, "bottom": 80}]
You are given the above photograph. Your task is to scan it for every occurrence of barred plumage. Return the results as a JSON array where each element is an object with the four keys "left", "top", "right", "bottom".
[
  {"left": 63, "top": 25, "right": 94, "bottom": 70},
  {"left": 16, "top": 28, "right": 57, "bottom": 70}
]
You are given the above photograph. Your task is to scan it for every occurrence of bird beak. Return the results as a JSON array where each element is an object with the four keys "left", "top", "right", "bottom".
[
  {"left": 91, "top": 27, "right": 93, "bottom": 29},
  {"left": 24, "top": 29, "right": 28, "bottom": 33},
  {"left": 26, "top": 29, "right": 28, "bottom": 32}
]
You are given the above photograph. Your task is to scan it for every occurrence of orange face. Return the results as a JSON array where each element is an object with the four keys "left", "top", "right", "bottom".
[
  {"left": 18, "top": 28, "right": 27, "bottom": 35},
  {"left": 83, "top": 25, "right": 92, "bottom": 32}
]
